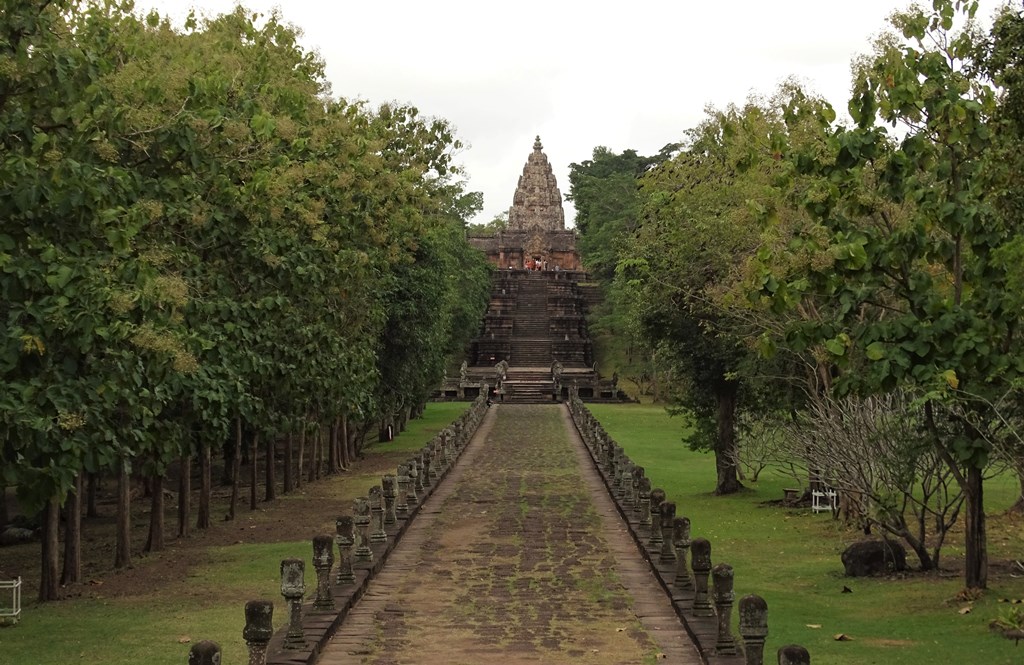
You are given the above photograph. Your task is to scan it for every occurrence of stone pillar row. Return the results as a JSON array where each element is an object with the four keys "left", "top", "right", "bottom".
[
  {"left": 565, "top": 393, "right": 811, "bottom": 665},
  {"left": 187, "top": 390, "right": 493, "bottom": 664}
]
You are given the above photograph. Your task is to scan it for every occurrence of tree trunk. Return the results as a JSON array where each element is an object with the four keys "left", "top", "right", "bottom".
[
  {"left": 318, "top": 425, "right": 325, "bottom": 479},
  {"left": 893, "top": 522, "right": 934, "bottom": 571},
  {"left": 115, "top": 463, "right": 131, "bottom": 568},
  {"left": 264, "top": 435, "right": 276, "bottom": 502},
  {"left": 308, "top": 427, "right": 318, "bottom": 483},
  {"left": 197, "top": 443, "right": 211, "bottom": 530},
  {"left": 296, "top": 427, "right": 305, "bottom": 490},
  {"left": 328, "top": 421, "right": 338, "bottom": 474},
  {"left": 39, "top": 495, "right": 60, "bottom": 601},
  {"left": 964, "top": 465, "right": 988, "bottom": 589},
  {"left": 60, "top": 474, "right": 82, "bottom": 586},
  {"left": 86, "top": 472, "right": 98, "bottom": 518},
  {"left": 177, "top": 454, "right": 191, "bottom": 538},
  {"left": 340, "top": 415, "right": 350, "bottom": 470},
  {"left": 0, "top": 482, "right": 8, "bottom": 527},
  {"left": 1009, "top": 468, "right": 1024, "bottom": 514},
  {"left": 221, "top": 438, "right": 235, "bottom": 486},
  {"left": 714, "top": 382, "right": 742, "bottom": 495},
  {"left": 283, "top": 432, "right": 293, "bottom": 493},
  {"left": 250, "top": 431, "right": 260, "bottom": 510},
  {"left": 144, "top": 473, "right": 164, "bottom": 553},
  {"left": 228, "top": 417, "right": 241, "bottom": 521}
]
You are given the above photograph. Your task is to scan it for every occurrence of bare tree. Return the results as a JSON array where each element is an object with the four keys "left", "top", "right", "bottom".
[
  {"left": 726, "top": 412, "right": 790, "bottom": 482},
  {"left": 782, "top": 392, "right": 965, "bottom": 571}
]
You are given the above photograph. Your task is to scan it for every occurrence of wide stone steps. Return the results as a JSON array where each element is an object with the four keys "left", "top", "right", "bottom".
[{"left": 511, "top": 340, "right": 552, "bottom": 366}]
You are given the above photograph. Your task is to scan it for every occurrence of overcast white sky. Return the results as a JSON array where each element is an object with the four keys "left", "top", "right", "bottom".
[{"left": 148, "top": 1, "right": 1006, "bottom": 225}]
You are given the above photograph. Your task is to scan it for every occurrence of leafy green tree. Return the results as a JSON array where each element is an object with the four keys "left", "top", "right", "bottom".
[
  {"left": 749, "top": 0, "right": 1018, "bottom": 589},
  {"left": 1, "top": 1, "right": 490, "bottom": 599},
  {"left": 615, "top": 94, "right": 818, "bottom": 495},
  {"left": 568, "top": 145, "right": 677, "bottom": 283}
]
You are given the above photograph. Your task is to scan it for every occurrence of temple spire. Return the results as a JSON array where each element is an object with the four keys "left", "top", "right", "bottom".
[{"left": 508, "top": 136, "right": 565, "bottom": 232}]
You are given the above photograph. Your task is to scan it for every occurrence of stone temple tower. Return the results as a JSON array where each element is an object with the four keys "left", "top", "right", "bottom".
[
  {"left": 466, "top": 136, "right": 579, "bottom": 271},
  {"left": 508, "top": 136, "right": 566, "bottom": 232}
]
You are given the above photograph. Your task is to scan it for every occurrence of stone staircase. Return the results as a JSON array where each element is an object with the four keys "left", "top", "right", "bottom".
[
  {"left": 445, "top": 270, "right": 610, "bottom": 403},
  {"left": 502, "top": 275, "right": 555, "bottom": 402},
  {"left": 502, "top": 367, "right": 555, "bottom": 404}
]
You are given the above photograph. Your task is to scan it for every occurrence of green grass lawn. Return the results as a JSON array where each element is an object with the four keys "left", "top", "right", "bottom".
[
  {"left": 587, "top": 403, "right": 1024, "bottom": 665},
  {"left": 0, "top": 402, "right": 469, "bottom": 665}
]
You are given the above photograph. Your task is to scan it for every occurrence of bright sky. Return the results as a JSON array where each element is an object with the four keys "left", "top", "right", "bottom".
[{"left": 149, "top": 1, "right": 1006, "bottom": 226}]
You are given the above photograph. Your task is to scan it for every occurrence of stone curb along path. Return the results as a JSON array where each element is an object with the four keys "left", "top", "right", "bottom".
[
  {"left": 312, "top": 403, "right": 703, "bottom": 665},
  {"left": 254, "top": 393, "right": 492, "bottom": 665},
  {"left": 567, "top": 392, "right": 810, "bottom": 665}
]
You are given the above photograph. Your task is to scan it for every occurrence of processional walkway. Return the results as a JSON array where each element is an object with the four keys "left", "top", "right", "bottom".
[{"left": 317, "top": 404, "right": 701, "bottom": 664}]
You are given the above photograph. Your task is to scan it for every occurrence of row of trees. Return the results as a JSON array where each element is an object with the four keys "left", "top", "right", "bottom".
[
  {"left": 1, "top": 1, "right": 491, "bottom": 600},
  {"left": 570, "top": 0, "right": 1024, "bottom": 590}
]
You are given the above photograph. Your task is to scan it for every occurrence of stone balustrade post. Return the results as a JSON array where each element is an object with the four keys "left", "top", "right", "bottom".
[
  {"left": 353, "top": 498, "right": 373, "bottom": 562},
  {"left": 280, "top": 558, "right": 306, "bottom": 649},
  {"left": 777, "top": 645, "right": 810, "bottom": 664},
  {"left": 607, "top": 446, "right": 619, "bottom": 487},
  {"left": 738, "top": 594, "right": 768, "bottom": 665},
  {"left": 188, "top": 640, "right": 221, "bottom": 665},
  {"left": 312, "top": 535, "right": 335, "bottom": 612},
  {"left": 631, "top": 467, "right": 645, "bottom": 516},
  {"left": 445, "top": 429, "right": 456, "bottom": 462},
  {"left": 243, "top": 599, "right": 273, "bottom": 665},
  {"left": 432, "top": 440, "right": 444, "bottom": 474},
  {"left": 673, "top": 516, "right": 694, "bottom": 590},
  {"left": 335, "top": 516, "right": 356, "bottom": 584},
  {"left": 638, "top": 478, "right": 652, "bottom": 527},
  {"left": 396, "top": 465, "right": 411, "bottom": 518},
  {"left": 648, "top": 489, "right": 666, "bottom": 546},
  {"left": 619, "top": 461, "right": 634, "bottom": 504},
  {"left": 369, "top": 486, "right": 387, "bottom": 543},
  {"left": 421, "top": 448, "right": 433, "bottom": 483},
  {"left": 690, "top": 538, "right": 714, "bottom": 617},
  {"left": 382, "top": 474, "right": 398, "bottom": 526},
  {"left": 410, "top": 458, "right": 423, "bottom": 496},
  {"left": 712, "top": 563, "right": 737, "bottom": 654},
  {"left": 659, "top": 501, "right": 677, "bottom": 563}
]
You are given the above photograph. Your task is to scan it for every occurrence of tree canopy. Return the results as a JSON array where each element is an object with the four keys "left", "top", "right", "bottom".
[
  {"left": 573, "top": 0, "right": 1024, "bottom": 588},
  {"left": 1, "top": 0, "right": 490, "bottom": 598}
]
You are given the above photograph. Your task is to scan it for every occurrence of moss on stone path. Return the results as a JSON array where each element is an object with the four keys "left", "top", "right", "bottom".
[{"left": 322, "top": 405, "right": 687, "bottom": 664}]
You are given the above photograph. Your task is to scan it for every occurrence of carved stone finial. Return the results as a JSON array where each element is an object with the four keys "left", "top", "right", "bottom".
[
  {"left": 243, "top": 600, "right": 273, "bottom": 665},
  {"left": 690, "top": 538, "right": 714, "bottom": 617},
  {"left": 739, "top": 594, "right": 769, "bottom": 665},
  {"left": 712, "top": 563, "right": 737, "bottom": 655},
  {"left": 534, "top": 135, "right": 543, "bottom": 150}
]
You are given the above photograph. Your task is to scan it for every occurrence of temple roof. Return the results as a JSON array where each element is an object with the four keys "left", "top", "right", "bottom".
[{"left": 508, "top": 136, "right": 565, "bottom": 232}]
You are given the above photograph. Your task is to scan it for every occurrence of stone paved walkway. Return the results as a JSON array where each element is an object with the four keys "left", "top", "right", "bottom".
[{"left": 320, "top": 404, "right": 702, "bottom": 665}]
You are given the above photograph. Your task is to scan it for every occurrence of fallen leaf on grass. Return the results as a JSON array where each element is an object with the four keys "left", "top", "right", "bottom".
[
  {"left": 656, "top": 653, "right": 667, "bottom": 660},
  {"left": 177, "top": 636, "right": 191, "bottom": 644},
  {"left": 958, "top": 606, "right": 972, "bottom": 615},
  {"left": 833, "top": 633, "right": 853, "bottom": 641},
  {"left": 616, "top": 627, "right": 625, "bottom": 632},
  {"left": 806, "top": 624, "right": 822, "bottom": 629}
]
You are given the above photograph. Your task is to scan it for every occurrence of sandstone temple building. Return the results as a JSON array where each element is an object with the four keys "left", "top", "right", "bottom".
[
  {"left": 468, "top": 136, "right": 581, "bottom": 271},
  {"left": 442, "top": 138, "right": 622, "bottom": 403}
]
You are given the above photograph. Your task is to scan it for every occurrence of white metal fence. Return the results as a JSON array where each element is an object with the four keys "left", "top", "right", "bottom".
[{"left": 1, "top": 577, "right": 21, "bottom": 625}]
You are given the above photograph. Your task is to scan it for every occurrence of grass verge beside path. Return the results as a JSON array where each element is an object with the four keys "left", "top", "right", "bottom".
[
  {"left": 0, "top": 402, "right": 469, "bottom": 665},
  {"left": 588, "top": 403, "right": 1024, "bottom": 665}
]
